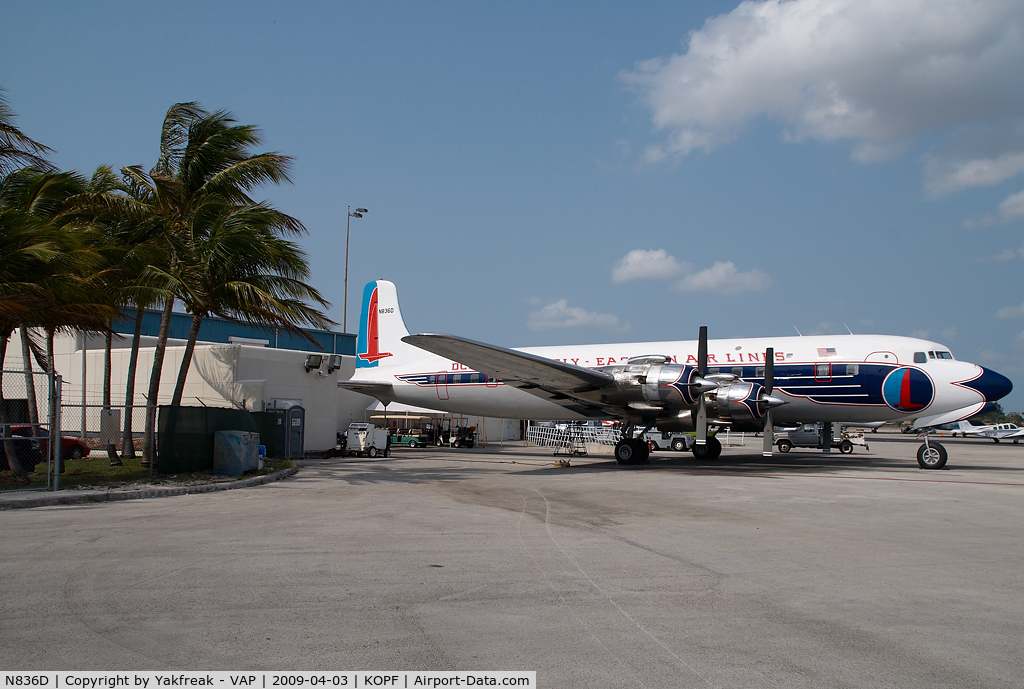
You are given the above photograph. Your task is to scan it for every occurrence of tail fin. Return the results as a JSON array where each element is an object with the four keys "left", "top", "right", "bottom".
[{"left": 355, "top": 280, "right": 421, "bottom": 369}]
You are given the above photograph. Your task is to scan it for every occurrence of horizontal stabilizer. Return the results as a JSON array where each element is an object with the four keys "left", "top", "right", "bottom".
[{"left": 337, "top": 380, "right": 396, "bottom": 405}]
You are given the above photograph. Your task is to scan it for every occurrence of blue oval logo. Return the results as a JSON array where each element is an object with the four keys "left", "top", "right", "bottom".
[{"left": 882, "top": 367, "right": 934, "bottom": 412}]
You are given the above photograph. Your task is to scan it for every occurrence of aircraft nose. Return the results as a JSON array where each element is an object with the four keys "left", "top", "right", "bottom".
[{"left": 966, "top": 367, "right": 1013, "bottom": 402}]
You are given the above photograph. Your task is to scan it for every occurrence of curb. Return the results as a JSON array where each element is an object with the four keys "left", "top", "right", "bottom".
[{"left": 0, "top": 467, "right": 300, "bottom": 510}]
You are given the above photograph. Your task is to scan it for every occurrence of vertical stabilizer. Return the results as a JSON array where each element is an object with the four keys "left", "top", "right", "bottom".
[{"left": 356, "top": 280, "right": 419, "bottom": 368}]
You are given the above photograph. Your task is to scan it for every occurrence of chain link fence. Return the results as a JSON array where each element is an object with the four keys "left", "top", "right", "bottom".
[{"left": 1, "top": 369, "right": 56, "bottom": 492}]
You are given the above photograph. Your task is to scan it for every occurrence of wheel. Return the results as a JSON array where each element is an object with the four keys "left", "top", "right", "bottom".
[
  {"left": 671, "top": 438, "right": 686, "bottom": 452},
  {"left": 367, "top": 446, "right": 378, "bottom": 459},
  {"left": 916, "top": 442, "right": 947, "bottom": 469},
  {"left": 614, "top": 439, "right": 649, "bottom": 465},
  {"left": 615, "top": 441, "right": 635, "bottom": 464},
  {"left": 408, "top": 440, "right": 417, "bottom": 448},
  {"left": 383, "top": 447, "right": 391, "bottom": 458},
  {"left": 649, "top": 441, "right": 660, "bottom": 451},
  {"left": 838, "top": 440, "right": 854, "bottom": 454},
  {"left": 776, "top": 439, "right": 792, "bottom": 453},
  {"left": 67, "top": 446, "right": 84, "bottom": 460},
  {"left": 993, "top": 438, "right": 1000, "bottom": 443},
  {"left": 691, "top": 436, "right": 722, "bottom": 460},
  {"left": 435, "top": 437, "right": 443, "bottom": 446}
]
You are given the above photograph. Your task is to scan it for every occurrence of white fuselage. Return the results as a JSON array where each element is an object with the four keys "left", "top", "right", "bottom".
[{"left": 354, "top": 333, "right": 990, "bottom": 425}]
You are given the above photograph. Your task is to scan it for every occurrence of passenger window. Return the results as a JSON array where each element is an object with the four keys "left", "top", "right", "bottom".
[
  {"left": 846, "top": 364, "right": 859, "bottom": 375},
  {"left": 708, "top": 367, "right": 719, "bottom": 375},
  {"left": 815, "top": 363, "right": 831, "bottom": 379},
  {"left": 756, "top": 367, "right": 765, "bottom": 378},
  {"left": 732, "top": 367, "right": 743, "bottom": 377},
  {"left": 914, "top": 352, "right": 927, "bottom": 363}
]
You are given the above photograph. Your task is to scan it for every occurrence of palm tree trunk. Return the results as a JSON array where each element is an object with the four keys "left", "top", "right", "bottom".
[
  {"left": 20, "top": 327, "right": 39, "bottom": 437},
  {"left": 142, "top": 297, "right": 174, "bottom": 468},
  {"left": 170, "top": 313, "right": 203, "bottom": 407},
  {"left": 120, "top": 306, "right": 144, "bottom": 460},
  {"left": 1, "top": 327, "right": 28, "bottom": 479},
  {"left": 103, "top": 326, "right": 120, "bottom": 464},
  {"left": 45, "top": 327, "right": 57, "bottom": 475}
]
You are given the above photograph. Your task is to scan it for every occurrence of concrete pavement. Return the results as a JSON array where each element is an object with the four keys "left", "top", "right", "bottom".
[{"left": 1, "top": 435, "right": 1022, "bottom": 687}]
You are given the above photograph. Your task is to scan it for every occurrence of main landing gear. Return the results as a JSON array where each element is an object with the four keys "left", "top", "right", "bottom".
[
  {"left": 615, "top": 437, "right": 649, "bottom": 465},
  {"left": 691, "top": 435, "right": 722, "bottom": 460}
]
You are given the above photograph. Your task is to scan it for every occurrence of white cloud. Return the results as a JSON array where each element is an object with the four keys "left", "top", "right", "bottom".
[
  {"left": 527, "top": 300, "right": 629, "bottom": 332},
  {"left": 912, "top": 330, "right": 931, "bottom": 340},
  {"left": 673, "top": 261, "right": 772, "bottom": 294},
  {"left": 622, "top": 0, "right": 1024, "bottom": 181},
  {"left": 997, "top": 188, "right": 1024, "bottom": 221},
  {"left": 612, "top": 249, "right": 690, "bottom": 283},
  {"left": 996, "top": 302, "right": 1024, "bottom": 319},
  {"left": 941, "top": 326, "right": 957, "bottom": 341},
  {"left": 925, "top": 151, "right": 1024, "bottom": 196}
]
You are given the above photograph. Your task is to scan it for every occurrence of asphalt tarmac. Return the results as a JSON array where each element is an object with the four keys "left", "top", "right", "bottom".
[{"left": 2, "top": 434, "right": 1022, "bottom": 688}]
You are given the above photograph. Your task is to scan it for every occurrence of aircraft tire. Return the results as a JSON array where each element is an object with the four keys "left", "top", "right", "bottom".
[
  {"left": 615, "top": 439, "right": 649, "bottom": 465},
  {"left": 839, "top": 440, "right": 854, "bottom": 454},
  {"left": 916, "top": 442, "right": 947, "bottom": 470},
  {"left": 671, "top": 438, "right": 687, "bottom": 452},
  {"left": 691, "top": 436, "right": 723, "bottom": 460},
  {"left": 776, "top": 439, "right": 792, "bottom": 453}
]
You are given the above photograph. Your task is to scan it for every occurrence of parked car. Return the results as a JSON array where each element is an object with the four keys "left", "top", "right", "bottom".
[
  {"left": 0, "top": 426, "right": 45, "bottom": 472},
  {"left": 24, "top": 427, "right": 92, "bottom": 460}
]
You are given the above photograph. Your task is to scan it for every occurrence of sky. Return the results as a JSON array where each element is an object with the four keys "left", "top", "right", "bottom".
[{"left": 3, "top": 0, "right": 1024, "bottom": 412}]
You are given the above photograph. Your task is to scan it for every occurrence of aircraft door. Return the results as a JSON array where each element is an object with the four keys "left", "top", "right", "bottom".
[{"left": 436, "top": 372, "right": 449, "bottom": 400}]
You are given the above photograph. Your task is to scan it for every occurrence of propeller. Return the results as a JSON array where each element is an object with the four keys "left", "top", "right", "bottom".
[
  {"left": 761, "top": 347, "right": 786, "bottom": 457},
  {"left": 762, "top": 348, "right": 774, "bottom": 457},
  {"left": 695, "top": 326, "right": 708, "bottom": 446}
]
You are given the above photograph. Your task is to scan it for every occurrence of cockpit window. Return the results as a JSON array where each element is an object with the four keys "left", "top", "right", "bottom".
[
  {"left": 936, "top": 351, "right": 953, "bottom": 359},
  {"left": 928, "top": 351, "right": 935, "bottom": 359},
  {"left": 913, "top": 352, "right": 927, "bottom": 364}
]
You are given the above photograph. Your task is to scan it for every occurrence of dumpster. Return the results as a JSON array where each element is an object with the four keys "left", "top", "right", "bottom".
[{"left": 213, "top": 431, "right": 261, "bottom": 476}]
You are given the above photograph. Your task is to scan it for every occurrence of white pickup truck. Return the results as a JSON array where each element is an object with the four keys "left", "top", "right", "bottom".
[{"left": 775, "top": 423, "right": 866, "bottom": 454}]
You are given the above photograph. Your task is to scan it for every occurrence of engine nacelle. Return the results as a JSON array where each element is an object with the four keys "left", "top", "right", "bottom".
[
  {"left": 708, "top": 381, "right": 767, "bottom": 422},
  {"left": 593, "top": 362, "right": 709, "bottom": 407}
]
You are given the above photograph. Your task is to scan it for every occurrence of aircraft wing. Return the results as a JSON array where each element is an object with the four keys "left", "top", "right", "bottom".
[
  {"left": 336, "top": 380, "right": 397, "bottom": 405},
  {"left": 402, "top": 333, "right": 618, "bottom": 418}
]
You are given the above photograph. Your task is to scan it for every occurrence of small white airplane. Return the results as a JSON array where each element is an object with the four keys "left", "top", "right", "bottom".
[
  {"left": 339, "top": 280, "right": 1013, "bottom": 470},
  {"left": 952, "top": 420, "right": 1024, "bottom": 443}
]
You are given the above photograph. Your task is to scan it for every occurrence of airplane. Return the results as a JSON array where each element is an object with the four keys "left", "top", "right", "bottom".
[
  {"left": 339, "top": 280, "right": 1013, "bottom": 470},
  {"left": 951, "top": 420, "right": 1024, "bottom": 443}
]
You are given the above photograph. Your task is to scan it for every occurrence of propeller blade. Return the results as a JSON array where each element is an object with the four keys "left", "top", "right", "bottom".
[
  {"left": 763, "top": 409, "right": 774, "bottom": 457},
  {"left": 696, "top": 326, "right": 709, "bottom": 446},
  {"left": 763, "top": 348, "right": 775, "bottom": 457}
]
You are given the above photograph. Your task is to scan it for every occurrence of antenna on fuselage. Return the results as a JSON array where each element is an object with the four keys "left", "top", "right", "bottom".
[
  {"left": 793, "top": 325, "right": 803, "bottom": 336},
  {"left": 844, "top": 323, "right": 854, "bottom": 335}
]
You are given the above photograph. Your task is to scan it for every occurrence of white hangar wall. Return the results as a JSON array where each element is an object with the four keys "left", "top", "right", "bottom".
[{"left": 6, "top": 329, "right": 375, "bottom": 452}]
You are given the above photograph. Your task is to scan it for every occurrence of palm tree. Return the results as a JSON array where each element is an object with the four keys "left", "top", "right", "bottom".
[
  {"left": 1, "top": 167, "right": 116, "bottom": 478},
  {"left": 168, "top": 199, "right": 333, "bottom": 406},
  {"left": 0, "top": 86, "right": 52, "bottom": 176},
  {"left": 122, "top": 102, "right": 308, "bottom": 467}
]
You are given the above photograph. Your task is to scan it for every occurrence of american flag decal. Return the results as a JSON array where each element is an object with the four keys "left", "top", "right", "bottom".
[{"left": 817, "top": 347, "right": 837, "bottom": 357}]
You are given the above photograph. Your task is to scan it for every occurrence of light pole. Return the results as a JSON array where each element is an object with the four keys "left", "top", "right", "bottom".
[{"left": 343, "top": 206, "right": 368, "bottom": 333}]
